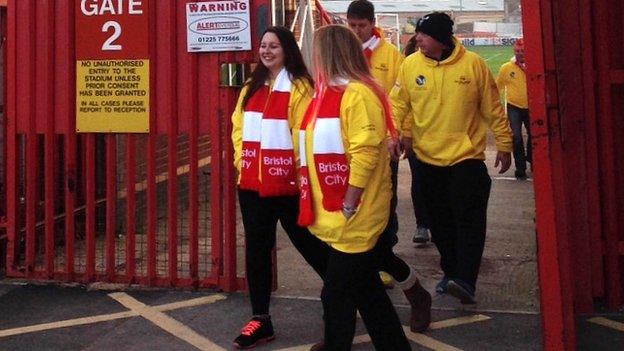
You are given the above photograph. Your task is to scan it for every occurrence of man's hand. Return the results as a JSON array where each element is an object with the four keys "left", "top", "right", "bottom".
[
  {"left": 494, "top": 151, "right": 512, "bottom": 174},
  {"left": 400, "top": 137, "right": 414, "bottom": 159},
  {"left": 386, "top": 137, "right": 402, "bottom": 161}
]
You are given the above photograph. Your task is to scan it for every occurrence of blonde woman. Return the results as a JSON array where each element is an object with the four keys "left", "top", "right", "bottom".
[{"left": 297, "top": 25, "right": 411, "bottom": 350}]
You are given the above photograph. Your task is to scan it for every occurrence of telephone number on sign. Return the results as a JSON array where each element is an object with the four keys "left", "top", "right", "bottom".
[{"left": 198, "top": 36, "right": 240, "bottom": 43}]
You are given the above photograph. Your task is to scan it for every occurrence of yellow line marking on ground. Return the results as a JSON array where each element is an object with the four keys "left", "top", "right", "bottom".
[
  {"left": 275, "top": 345, "right": 315, "bottom": 351},
  {"left": 276, "top": 314, "right": 489, "bottom": 351},
  {"left": 429, "top": 314, "right": 491, "bottom": 330},
  {"left": 0, "top": 311, "right": 137, "bottom": 338},
  {"left": 155, "top": 294, "right": 227, "bottom": 312},
  {"left": 404, "top": 330, "right": 463, "bottom": 351},
  {"left": 588, "top": 317, "right": 624, "bottom": 332},
  {"left": 109, "top": 292, "right": 225, "bottom": 351},
  {"left": 0, "top": 293, "right": 226, "bottom": 341}
]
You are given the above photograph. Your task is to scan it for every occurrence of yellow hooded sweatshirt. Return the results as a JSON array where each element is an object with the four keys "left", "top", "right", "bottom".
[
  {"left": 496, "top": 58, "right": 528, "bottom": 109},
  {"left": 302, "top": 82, "right": 391, "bottom": 253},
  {"left": 391, "top": 38, "right": 512, "bottom": 166},
  {"left": 369, "top": 33, "right": 404, "bottom": 94},
  {"left": 231, "top": 78, "right": 313, "bottom": 184}
]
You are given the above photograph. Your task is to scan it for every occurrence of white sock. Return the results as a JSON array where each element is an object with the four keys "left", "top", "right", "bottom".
[{"left": 396, "top": 265, "right": 418, "bottom": 290}]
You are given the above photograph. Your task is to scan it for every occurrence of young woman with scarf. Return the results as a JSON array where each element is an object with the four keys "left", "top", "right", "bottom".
[
  {"left": 298, "top": 25, "right": 411, "bottom": 350},
  {"left": 230, "top": 26, "right": 329, "bottom": 349}
]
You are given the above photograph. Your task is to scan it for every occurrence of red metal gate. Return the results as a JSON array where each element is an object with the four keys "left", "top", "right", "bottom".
[
  {"left": 2, "top": 0, "right": 270, "bottom": 290},
  {"left": 524, "top": 0, "right": 624, "bottom": 349}
]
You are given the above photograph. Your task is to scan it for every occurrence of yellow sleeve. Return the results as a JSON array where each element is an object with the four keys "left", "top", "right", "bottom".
[
  {"left": 289, "top": 80, "right": 313, "bottom": 166},
  {"left": 479, "top": 60, "right": 512, "bottom": 153},
  {"left": 401, "top": 112, "right": 414, "bottom": 137},
  {"left": 342, "top": 86, "right": 384, "bottom": 189},
  {"left": 231, "top": 85, "right": 248, "bottom": 173},
  {"left": 495, "top": 65, "right": 508, "bottom": 102},
  {"left": 390, "top": 62, "right": 412, "bottom": 138}
]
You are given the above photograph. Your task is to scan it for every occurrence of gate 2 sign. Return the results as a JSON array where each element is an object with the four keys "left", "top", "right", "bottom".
[{"left": 76, "top": 0, "right": 150, "bottom": 133}]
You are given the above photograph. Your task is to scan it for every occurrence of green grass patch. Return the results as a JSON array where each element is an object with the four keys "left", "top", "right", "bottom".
[{"left": 466, "top": 45, "right": 514, "bottom": 77}]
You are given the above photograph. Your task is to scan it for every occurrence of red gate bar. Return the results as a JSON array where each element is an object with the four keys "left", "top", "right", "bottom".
[
  {"left": 1, "top": 0, "right": 270, "bottom": 288},
  {"left": 522, "top": 0, "right": 575, "bottom": 349},
  {"left": 594, "top": 0, "right": 623, "bottom": 310}
]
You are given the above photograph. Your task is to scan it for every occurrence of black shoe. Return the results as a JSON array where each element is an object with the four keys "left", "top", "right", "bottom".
[
  {"left": 514, "top": 170, "right": 527, "bottom": 180},
  {"left": 447, "top": 279, "right": 476, "bottom": 305},
  {"left": 435, "top": 276, "right": 450, "bottom": 294},
  {"left": 412, "top": 227, "right": 430, "bottom": 244},
  {"left": 233, "top": 317, "right": 275, "bottom": 349}
]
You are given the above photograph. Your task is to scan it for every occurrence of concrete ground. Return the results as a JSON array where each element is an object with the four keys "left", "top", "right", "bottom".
[{"left": 1, "top": 142, "right": 622, "bottom": 350}]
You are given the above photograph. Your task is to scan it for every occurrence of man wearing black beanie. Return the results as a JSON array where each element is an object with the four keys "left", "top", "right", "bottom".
[{"left": 391, "top": 12, "right": 513, "bottom": 305}]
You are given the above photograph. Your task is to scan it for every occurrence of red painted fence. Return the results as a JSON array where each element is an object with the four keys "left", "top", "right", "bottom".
[
  {"left": 2, "top": 0, "right": 271, "bottom": 290},
  {"left": 523, "top": 0, "right": 624, "bottom": 348}
]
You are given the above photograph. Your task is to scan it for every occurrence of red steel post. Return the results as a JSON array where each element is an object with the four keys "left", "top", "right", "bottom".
[{"left": 522, "top": 0, "right": 576, "bottom": 349}]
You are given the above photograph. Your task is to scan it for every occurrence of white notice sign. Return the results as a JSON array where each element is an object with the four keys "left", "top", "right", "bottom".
[{"left": 186, "top": 1, "right": 252, "bottom": 52}]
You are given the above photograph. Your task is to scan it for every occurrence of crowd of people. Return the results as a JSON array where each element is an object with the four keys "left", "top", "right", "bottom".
[{"left": 230, "top": 1, "right": 528, "bottom": 349}]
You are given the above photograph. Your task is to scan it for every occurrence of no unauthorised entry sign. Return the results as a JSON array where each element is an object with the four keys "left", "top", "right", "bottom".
[{"left": 75, "top": 0, "right": 150, "bottom": 133}]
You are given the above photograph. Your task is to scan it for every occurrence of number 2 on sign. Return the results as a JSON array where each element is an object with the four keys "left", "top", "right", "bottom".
[{"left": 102, "top": 21, "right": 122, "bottom": 50}]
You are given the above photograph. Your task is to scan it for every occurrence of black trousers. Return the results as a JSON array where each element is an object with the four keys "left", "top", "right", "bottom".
[
  {"left": 507, "top": 104, "right": 532, "bottom": 172},
  {"left": 416, "top": 159, "right": 491, "bottom": 289},
  {"left": 407, "top": 152, "right": 431, "bottom": 229},
  {"left": 374, "top": 160, "right": 410, "bottom": 282},
  {"left": 321, "top": 247, "right": 411, "bottom": 351},
  {"left": 238, "top": 189, "right": 329, "bottom": 315}
]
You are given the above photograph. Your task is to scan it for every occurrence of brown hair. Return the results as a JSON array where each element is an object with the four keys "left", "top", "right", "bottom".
[{"left": 242, "top": 26, "right": 313, "bottom": 108}]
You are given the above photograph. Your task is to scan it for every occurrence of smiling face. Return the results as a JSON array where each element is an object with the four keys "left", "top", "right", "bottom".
[
  {"left": 347, "top": 17, "right": 375, "bottom": 42},
  {"left": 259, "top": 32, "right": 285, "bottom": 77}
]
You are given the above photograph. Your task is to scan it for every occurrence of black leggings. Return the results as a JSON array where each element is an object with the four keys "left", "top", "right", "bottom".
[
  {"left": 238, "top": 189, "right": 329, "bottom": 315},
  {"left": 321, "top": 247, "right": 411, "bottom": 351}
]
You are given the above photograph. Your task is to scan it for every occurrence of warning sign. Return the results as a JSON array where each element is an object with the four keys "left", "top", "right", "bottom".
[
  {"left": 75, "top": 0, "right": 150, "bottom": 133},
  {"left": 186, "top": 0, "right": 252, "bottom": 52},
  {"left": 76, "top": 59, "right": 149, "bottom": 132}
]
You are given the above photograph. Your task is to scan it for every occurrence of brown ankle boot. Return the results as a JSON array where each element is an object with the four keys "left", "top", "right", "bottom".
[{"left": 403, "top": 281, "right": 432, "bottom": 332}]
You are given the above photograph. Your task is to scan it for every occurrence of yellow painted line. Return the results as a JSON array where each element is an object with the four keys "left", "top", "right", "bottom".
[
  {"left": 403, "top": 328, "right": 463, "bottom": 351},
  {"left": 154, "top": 294, "right": 227, "bottom": 312},
  {"left": 109, "top": 292, "right": 225, "bottom": 351},
  {"left": 588, "top": 317, "right": 624, "bottom": 332},
  {"left": 275, "top": 345, "right": 315, "bottom": 351},
  {"left": 0, "top": 311, "right": 137, "bottom": 338},
  {"left": 429, "top": 314, "right": 491, "bottom": 330},
  {"left": 277, "top": 314, "right": 490, "bottom": 351},
  {"left": 0, "top": 293, "right": 226, "bottom": 340}
]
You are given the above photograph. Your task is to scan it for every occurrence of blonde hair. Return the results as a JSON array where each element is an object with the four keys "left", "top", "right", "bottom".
[
  {"left": 312, "top": 25, "right": 371, "bottom": 85},
  {"left": 312, "top": 25, "right": 397, "bottom": 137}
]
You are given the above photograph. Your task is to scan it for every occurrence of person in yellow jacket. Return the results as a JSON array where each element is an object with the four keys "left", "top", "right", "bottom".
[
  {"left": 496, "top": 38, "right": 531, "bottom": 180},
  {"left": 391, "top": 12, "right": 513, "bottom": 305},
  {"left": 347, "top": 0, "right": 419, "bottom": 287},
  {"left": 230, "top": 26, "right": 329, "bottom": 350},
  {"left": 298, "top": 25, "right": 416, "bottom": 350}
]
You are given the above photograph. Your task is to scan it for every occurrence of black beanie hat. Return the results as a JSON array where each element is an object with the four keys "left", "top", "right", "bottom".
[{"left": 416, "top": 12, "right": 454, "bottom": 47}]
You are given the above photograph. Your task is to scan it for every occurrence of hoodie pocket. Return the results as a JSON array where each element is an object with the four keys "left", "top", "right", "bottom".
[{"left": 418, "top": 132, "right": 475, "bottom": 163}]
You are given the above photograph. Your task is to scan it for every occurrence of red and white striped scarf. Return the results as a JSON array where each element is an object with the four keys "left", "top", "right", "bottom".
[
  {"left": 298, "top": 83, "right": 348, "bottom": 226},
  {"left": 362, "top": 28, "right": 382, "bottom": 62},
  {"left": 239, "top": 68, "right": 298, "bottom": 197}
]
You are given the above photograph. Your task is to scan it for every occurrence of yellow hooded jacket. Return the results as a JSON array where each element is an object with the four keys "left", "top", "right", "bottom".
[
  {"left": 496, "top": 58, "right": 528, "bottom": 109},
  {"left": 302, "top": 82, "right": 391, "bottom": 253},
  {"left": 231, "top": 78, "right": 313, "bottom": 184},
  {"left": 369, "top": 33, "right": 404, "bottom": 94},
  {"left": 390, "top": 39, "right": 512, "bottom": 166}
]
